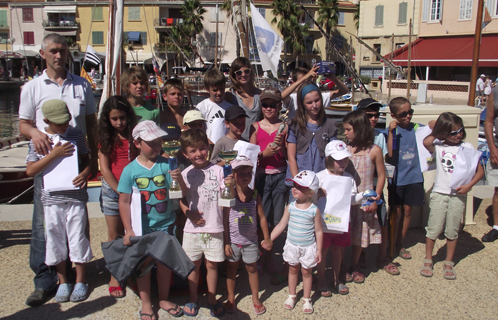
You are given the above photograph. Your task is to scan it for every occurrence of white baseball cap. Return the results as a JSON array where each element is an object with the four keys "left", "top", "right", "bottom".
[
  {"left": 286, "top": 170, "right": 319, "bottom": 192},
  {"left": 132, "top": 120, "right": 168, "bottom": 141},
  {"left": 231, "top": 155, "right": 254, "bottom": 170},
  {"left": 183, "top": 110, "right": 206, "bottom": 125},
  {"left": 325, "top": 140, "right": 352, "bottom": 160}
]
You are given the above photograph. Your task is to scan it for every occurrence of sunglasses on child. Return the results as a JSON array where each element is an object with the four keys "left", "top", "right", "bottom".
[
  {"left": 234, "top": 69, "right": 251, "bottom": 77},
  {"left": 366, "top": 112, "right": 381, "bottom": 118},
  {"left": 135, "top": 175, "right": 166, "bottom": 189},
  {"left": 262, "top": 102, "right": 279, "bottom": 109},
  {"left": 144, "top": 201, "right": 168, "bottom": 214},
  {"left": 449, "top": 127, "right": 464, "bottom": 136},
  {"left": 140, "top": 189, "right": 167, "bottom": 202},
  {"left": 395, "top": 109, "right": 414, "bottom": 118}
]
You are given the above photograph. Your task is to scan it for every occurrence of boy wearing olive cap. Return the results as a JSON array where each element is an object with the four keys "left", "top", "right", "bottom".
[{"left": 25, "top": 99, "right": 93, "bottom": 303}]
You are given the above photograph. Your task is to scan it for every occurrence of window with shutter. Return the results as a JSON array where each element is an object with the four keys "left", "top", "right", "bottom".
[
  {"left": 258, "top": 8, "right": 265, "bottom": 18},
  {"left": 209, "top": 33, "right": 223, "bottom": 46},
  {"left": 129, "top": 7, "right": 140, "bottom": 21},
  {"left": 23, "top": 31, "right": 34, "bottom": 45},
  {"left": 398, "top": 2, "right": 408, "bottom": 24},
  {"left": 92, "top": 31, "right": 104, "bottom": 45},
  {"left": 140, "top": 32, "right": 147, "bottom": 45},
  {"left": 375, "top": 5, "right": 384, "bottom": 26},
  {"left": 22, "top": 8, "right": 33, "bottom": 22},
  {"left": 422, "top": 0, "right": 430, "bottom": 21},
  {"left": 338, "top": 12, "right": 345, "bottom": 26},
  {"left": 430, "top": 0, "right": 442, "bottom": 21},
  {"left": 374, "top": 44, "right": 381, "bottom": 62},
  {"left": 92, "top": 7, "right": 103, "bottom": 21},
  {"left": 459, "top": 0, "right": 472, "bottom": 19},
  {"left": 0, "top": 32, "right": 8, "bottom": 43},
  {"left": 0, "top": 10, "right": 7, "bottom": 27}
]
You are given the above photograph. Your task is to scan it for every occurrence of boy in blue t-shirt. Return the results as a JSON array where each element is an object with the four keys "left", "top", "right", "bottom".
[
  {"left": 118, "top": 120, "right": 186, "bottom": 318},
  {"left": 387, "top": 97, "right": 424, "bottom": 261}
]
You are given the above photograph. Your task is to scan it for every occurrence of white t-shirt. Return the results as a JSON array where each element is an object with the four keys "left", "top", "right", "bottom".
[
  {"left": 476, "top": 78, "right": 485, "bottom": 92},
  {"left": 182, "top": 163, "right": 226, "bottom": 233},
  {"left": 196, "top": 98, "right": 231, "bottom": 144},
  {"left": 433, "top": 141, "right": 473, "bottom": 195},
  {"left": 19, "top": 70, "right": 96, "bottom": 137},
  {"left": 284, "top": 92, "right": 331, "bottom": 120}
]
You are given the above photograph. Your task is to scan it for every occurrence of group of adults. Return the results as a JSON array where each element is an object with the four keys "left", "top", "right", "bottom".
[{"left": 19, "top": 32, "right": 498, "bottom": 308}]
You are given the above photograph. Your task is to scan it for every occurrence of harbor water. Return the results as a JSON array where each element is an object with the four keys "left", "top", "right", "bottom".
[{"left": 0, "top": 91, "right": 21, "bottom": 139}]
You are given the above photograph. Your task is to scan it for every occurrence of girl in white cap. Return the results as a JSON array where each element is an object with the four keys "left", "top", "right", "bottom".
[{"left": 269, "top": 170, "right": 323, "bottom": 314}]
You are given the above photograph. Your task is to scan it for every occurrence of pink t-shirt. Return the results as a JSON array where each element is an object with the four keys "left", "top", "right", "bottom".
[{"left": 182, "top": 163, "right": 226, "bottom": 233}]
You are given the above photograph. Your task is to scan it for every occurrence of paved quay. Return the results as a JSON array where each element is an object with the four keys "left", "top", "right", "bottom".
[{"left": 0, "top": 195, "right": 497, "bottom": 320}]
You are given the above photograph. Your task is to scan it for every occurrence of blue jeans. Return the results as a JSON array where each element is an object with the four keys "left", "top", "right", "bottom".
[{"left": 29, "top": 173, "right": 58, "bottom": 291}]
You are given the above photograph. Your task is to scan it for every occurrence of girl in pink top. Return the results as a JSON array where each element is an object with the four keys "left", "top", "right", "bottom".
[
  {"left": 249, "top": 88, "right": 287, "bottom": 275},
  {"left": 97, "top": 95, "right": 137, "bottom": 298}
]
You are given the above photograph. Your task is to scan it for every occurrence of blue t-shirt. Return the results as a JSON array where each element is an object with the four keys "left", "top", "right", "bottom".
[
  {"left": 117, "top": 157, "right": 175, "bottom": 234},
  {"left": 393, "top": 123, "right": 424, "bottom": 186},
  {"left": 285, "top": 122, "right": 327, "bottom": 186},
  {"left": 374, "top": 129, "right": 388, "bottom": 156}
]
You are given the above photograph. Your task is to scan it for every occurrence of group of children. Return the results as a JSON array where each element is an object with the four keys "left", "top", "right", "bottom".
[{"left": 26, "top": 63, "right": 484, "bottom": 319}]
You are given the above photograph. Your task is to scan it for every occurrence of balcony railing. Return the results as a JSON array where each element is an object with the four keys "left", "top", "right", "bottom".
[
  {"left": 153, "top": 18, "right": 183, "bottom": 28},
  {"left": 42, "top": 20, "right": 79, "bottom": 28}
]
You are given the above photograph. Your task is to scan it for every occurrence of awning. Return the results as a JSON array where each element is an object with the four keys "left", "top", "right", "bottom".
[
  {"left": 44, "top": 30, "right": 77, "bottom": 36},
  {"left": 128, "top": 32, "right": 141, "bottom": 42},
  {"left": 14, "top": 50, "right": 40, "bottom": 58},
  {"left": 385, "top": 35, "right": 498, "bottom": 67},
  {"left": 43, "top": 6, "right": 77, "bottom": 13},
  {"left": 126, "top": 51, "right": 151, "bottom": 63}
]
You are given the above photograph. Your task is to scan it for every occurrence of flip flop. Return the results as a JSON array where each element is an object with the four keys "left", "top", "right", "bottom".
[
  {"left": 70, "top": 283, "right": 88, "bottom": 302},
  {"left": 209, "top": 301, "right": 225, "bottom": 318},
  {"left": 109, "top": 286, "right": 125, "bottom": 299},
  {"left": 139, "top": 311, "right": 157, "bottom": 320},
  {"left": 270, "top": 273, "right": 288, "bottom": 285},
  {"left": 379, "top": 261, "right": 400, "bottom": 276},
  {"left": 162, "top": 304, "right": 183, "bottom": 318},
  {"left": 183, "top": 302, "right": 199, "bottom": 317},
  {"left": 253, "top": 304, "right": 266, "bottom": 315},
  {"left": 399, "top": 248, "right": 412, "bottom": 260}
]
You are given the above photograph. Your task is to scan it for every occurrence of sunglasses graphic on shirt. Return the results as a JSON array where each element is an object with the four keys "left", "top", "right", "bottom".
[
  {"left": 140, "top": 189, "right": 167, "bottom": 202},
  {"left": 144, "top": 201, "right": 168, "bottom": 214},
  {"left": 135, "top": 175, "right": 166, "bottom": 189}
]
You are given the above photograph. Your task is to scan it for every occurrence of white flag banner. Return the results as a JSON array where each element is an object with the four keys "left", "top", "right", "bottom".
[
  {"left": 85, "top": 45, "right": 102, "bottom": 66},
  {"left": 250, "top": 3, "right": 283, "bottom": 77}
]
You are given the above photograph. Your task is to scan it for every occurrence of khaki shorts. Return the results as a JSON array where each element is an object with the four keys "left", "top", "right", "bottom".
[
  {"left": 426, "top": 192, "right": 465, "bottom": 241},
  {"left": 182, "top": 232, "right": 225, "bottom": 262},
  {"left": 486, "top": 161, "right": 498, "bottom": 187}
]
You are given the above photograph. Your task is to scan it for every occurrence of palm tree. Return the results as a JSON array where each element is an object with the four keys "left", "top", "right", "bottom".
[
  {"left": 181, "top": 0, "right": 207, "bottom": 42},
  {"left": 317, "top": 0, "right": 339, "bottom": 61}
]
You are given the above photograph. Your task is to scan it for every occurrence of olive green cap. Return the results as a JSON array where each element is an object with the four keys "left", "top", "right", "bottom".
[{"left": 41, "top": 99, "right": 71, "bottom": 124}]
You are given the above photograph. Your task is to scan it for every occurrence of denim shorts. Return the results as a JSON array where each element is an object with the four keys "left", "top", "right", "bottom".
[{"left": 100, "top": 179, "right": 120, "bottom": 216}]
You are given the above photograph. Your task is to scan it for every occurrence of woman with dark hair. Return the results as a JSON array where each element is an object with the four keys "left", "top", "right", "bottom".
[{"left": 225, "top": 57, "right": 262, "bottom": 140}]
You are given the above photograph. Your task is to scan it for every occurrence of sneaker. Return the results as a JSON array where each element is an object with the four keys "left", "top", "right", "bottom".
[
  {"left": 25, "top": 288, "right": 56, "bottom": 308},
  {"left": 482, "top": 229, "right": 498, "bottom": 242}
]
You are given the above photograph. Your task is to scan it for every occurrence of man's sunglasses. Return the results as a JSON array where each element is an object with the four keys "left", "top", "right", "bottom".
[
  {"left": 366, "top": 112, "right": 381, "bottom": 118},
  {"left": 234, "top": 69, "right": 251, "bottom": 77},
  {"left": 450, "top": 127, "right": 464, "bottom": 136},
  {"left": 262, "top": 102, "right": 278, "bottom": 109},
  {"left": 396, "top": 109, "right": 414, "bottom": 118}
]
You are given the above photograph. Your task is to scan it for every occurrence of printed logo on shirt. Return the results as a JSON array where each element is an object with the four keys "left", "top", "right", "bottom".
[
  {"left": 441, "top": 151, "right": 456, "bottom": 173},
  {"left": 235, "top": 207, "right": 253, "bottom": 224},
  {"left": 209, "top": 110, "right": 225, "bottom": 124}
]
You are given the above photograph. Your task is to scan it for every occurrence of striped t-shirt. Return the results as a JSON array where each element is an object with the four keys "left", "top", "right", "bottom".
[
  {"left": 287, "top": 201, "right": 317, "bottom": 247},
  {"left": 228, "top": 191, "right": 258, "bottom": 245},
  {"left": 26, "top": 126, "right": 89, "bottom": 206}
]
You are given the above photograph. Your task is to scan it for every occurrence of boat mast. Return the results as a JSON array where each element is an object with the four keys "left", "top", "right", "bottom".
[
  {"left": 105, "top": 0, "right": 115, "bottom": 99},
  {"left": 232, "top": 0, "right": 249, "bottom": 57},
  {"left": 406, "top": 19, "right": 411, "bottom": 99},
  {"left": 468, "top": 0, "right": 484, "bottom": 106},
  {"left": 215, "top": 2, "right": 219, "bottom": 68}
]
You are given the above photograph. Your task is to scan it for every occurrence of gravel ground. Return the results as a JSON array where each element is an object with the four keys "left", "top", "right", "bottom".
[{"left": 0, "top": 199, "right": 496, "bottom": 320}]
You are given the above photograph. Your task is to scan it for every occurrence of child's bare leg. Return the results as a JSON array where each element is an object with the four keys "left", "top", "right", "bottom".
[
  {"left": 425, "top": 237, "right": 436, "bottom": 260},
  {"left": 330, "top": 245, "right": 342, "bottom": 286},
  {"left": 246, "top": 262, "right": 262, "bottom": 305},
  {"left": 226, "top": 261, "right": 239, "bottom": 304},
  {"left": 56, "top": 261, "right": 68, "bottom": 284},
  {"left": 301, "top": 267, "right": 313, "bottom": 299},
  {"left": 186, "top": 259, "right": 202, "bottom": 308},
  {"left": 105, "top": 215, "right": 124, "bottom": 295},
  {"left": 205, "top": 259, "right": 220, "bottom": 306},
  {"left": 75, "top": 263, "right": 86, "bottom": 284},
  {"left": 378, "top": 226, "right": 389, "bottom": 262},
  {"left": 137, "top": 258, "right": 153, "bottom": 317},
  {"left": 445, "top": 238, "right": 457, "bottom": 264},
  {"left": 288, "top": 264, "right": 300, "bottom": 295},
  {"left": 157, "top": 263, "right": 181, "bottom": 315},
  {"left": 401, "top": 204, "right": 412, "bottom": 243}
]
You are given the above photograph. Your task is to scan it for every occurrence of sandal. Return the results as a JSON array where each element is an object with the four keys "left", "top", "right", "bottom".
[
  {"left": 399, "top": 248, "right": 412, "bottom": 260},
  {"left": 253, "top": 304, "right": 266, "bottom": 315},
  {"left": 349, "top": 265, "right": 365, "bottom": 284},
  {"left": 183, "top": 302, "right": 199, "bottom": 317},
  {"left": 139, "top": 311, "right": 157, "bottom": 320},
  {"left": 345, "top": 271, "right": 353, "bottom": 283},
  {"left": 378, "top": 259, "right": 400, "bottom": 276},
  {"left": 161, "top": 304, "right": 183, "bottom": 318},
  {"left": 224, "top": 300, "right": 237, "bottom": 314},
  {"left": 284, "top": 294, "right": 297, "bottom": 310},
  {"left": 420, "top": 259, "right": 433, "bottom": 278},
  {"left": 271, "top": 273, "right": 288, "bottom": 285},
  {"left": 334, "top": 283, "right": 349, "bottom": 295},
  {"left": 208, "top": 301, "right": 225, "bottom": 318},
  {"left": 109, "top": 286, "right": 125, "bottom": 299},
  {"left": 318, "top": 286, "right": 332, "bottom": 297},
  {"left": 55, "top": 283, "right": 73, "bottom": 303},
  {"left": 443, "top": 261, "right": 456, "bottom": 280},
  {"left": 70, "top": 283, "right": 88, "bottom": 302},
  {"left": 302, "top": 298, "right": 314, "bottom": 314}
]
